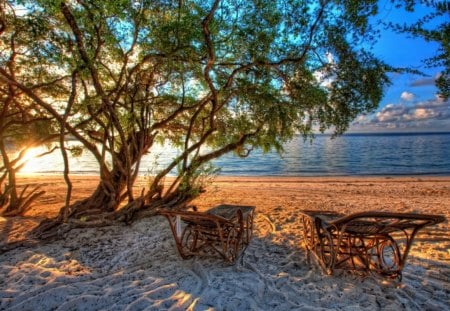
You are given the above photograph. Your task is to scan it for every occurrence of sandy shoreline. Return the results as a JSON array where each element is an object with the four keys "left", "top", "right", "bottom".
[{"left": 1, "top": 175, "right": 449, "bottom": 310}]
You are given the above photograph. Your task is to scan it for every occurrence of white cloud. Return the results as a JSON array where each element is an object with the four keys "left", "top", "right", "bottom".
[
  {"left": 400, "top": 91, "right": 414, "bottom": 101},
  {"left": 374, "top": 104, "right": 406, "bottom": 122},
  {"left": 414, "top": 108, "right": 434, "bottom": 119},
  {"left": 350, "top": 97, "right": 450, "bottom": 132}
]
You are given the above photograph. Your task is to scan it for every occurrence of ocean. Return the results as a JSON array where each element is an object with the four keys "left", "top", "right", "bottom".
[{"left": 19, "top": 132, "right": 450, "bottom": 176}]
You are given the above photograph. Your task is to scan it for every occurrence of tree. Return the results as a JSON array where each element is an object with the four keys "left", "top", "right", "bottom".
[
  {"left": 0, "top": 0, "right": 389, "bottom": 233},
  {"left": 0, "top": 94, "right": 50, "bottom": 216},
  {"left": 0, "top": 1, "right": 57, "bottom": 216}
]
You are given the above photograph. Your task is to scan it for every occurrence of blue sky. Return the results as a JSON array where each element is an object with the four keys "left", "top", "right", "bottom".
[{"left": 348, "top": 2, "right": 449, "bottom": 133}]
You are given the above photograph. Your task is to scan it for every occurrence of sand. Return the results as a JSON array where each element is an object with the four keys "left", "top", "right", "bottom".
[{"left": 0, "top": 175, "right": 449, "bottom": 310}]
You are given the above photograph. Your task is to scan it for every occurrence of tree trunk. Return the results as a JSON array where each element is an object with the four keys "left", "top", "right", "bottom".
[
  {"left": 0, "top": 140, "right": 19, "bottom": 214},
  {"left": 64, "top": 173, "right": 126, "bottom": 219}
]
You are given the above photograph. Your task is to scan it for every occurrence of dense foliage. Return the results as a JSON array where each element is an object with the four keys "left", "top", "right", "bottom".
[{"left": 3, "top": 0, "right": 437, "bottom": 228}]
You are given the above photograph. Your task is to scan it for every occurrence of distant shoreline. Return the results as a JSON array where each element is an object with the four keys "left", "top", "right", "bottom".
[{"left": 324, "top": 131, "right": 450, "bottom": 136}]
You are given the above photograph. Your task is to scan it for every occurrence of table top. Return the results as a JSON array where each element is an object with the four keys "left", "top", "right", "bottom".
[{"left": 206, "top": 204, "right": 255, "bottom": 220}]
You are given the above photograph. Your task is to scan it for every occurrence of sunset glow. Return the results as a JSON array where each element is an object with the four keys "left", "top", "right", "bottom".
[
  {"left": 19, "top": 147, "right": 45, "bottom": 173},
  {"left": 19, "top": 146, "right": 59, "bottom": 174}
]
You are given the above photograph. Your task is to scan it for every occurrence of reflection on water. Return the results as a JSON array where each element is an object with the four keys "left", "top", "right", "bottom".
[
  {"left": 19, "top": 141, "right": 180, "bottom": 175},
  {"left": 18, "top": 133, "right": 450, "bottom": 176}
]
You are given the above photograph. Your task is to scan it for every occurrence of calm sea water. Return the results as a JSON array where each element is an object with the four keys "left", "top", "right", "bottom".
[
  {"left": 212, "top": 132, "right": 450, "bottom": 176},
  {"left": 20, "top": 132, "right": 450, "bottom": 176}
]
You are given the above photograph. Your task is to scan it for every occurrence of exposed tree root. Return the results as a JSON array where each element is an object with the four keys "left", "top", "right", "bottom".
[
  {"left": 0, "top": 185, "right": 45, "bottom": 217},
  {"left": 0, "top": 189, "right": 197, "bottom": 256},
  {"left": 29, "top": 191, "right": 194, "bottom": 241}
]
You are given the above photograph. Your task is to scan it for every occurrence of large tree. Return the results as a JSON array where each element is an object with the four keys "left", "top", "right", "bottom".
[{"left": 1, "top": 0, "right": 389, "bottom": 231}]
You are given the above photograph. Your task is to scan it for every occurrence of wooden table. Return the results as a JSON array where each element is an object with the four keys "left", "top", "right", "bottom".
[{"left": 206, "top": 204, "right": 256, "bottom": 244}]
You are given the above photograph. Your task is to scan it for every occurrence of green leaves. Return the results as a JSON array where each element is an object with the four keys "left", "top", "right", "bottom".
[{"left": 1, "top": 0, "right": 419, "bottom": 204}]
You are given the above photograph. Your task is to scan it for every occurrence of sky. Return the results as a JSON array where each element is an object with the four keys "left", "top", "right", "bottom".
[{"left": 348, "top": 2, "right": 449, "bottom": 133}]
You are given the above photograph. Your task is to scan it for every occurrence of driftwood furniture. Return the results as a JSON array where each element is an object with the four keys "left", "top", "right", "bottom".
[
  {"left": 160, "top": 204, "right": 255, "bottom": 264},
  {"left": 299, "top": 210, "right": 445, "bottom": 280}
]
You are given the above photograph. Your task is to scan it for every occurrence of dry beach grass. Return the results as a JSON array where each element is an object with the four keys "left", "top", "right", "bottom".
[{"left": 1, "top": 175, "right": 449, "bottom": 310}]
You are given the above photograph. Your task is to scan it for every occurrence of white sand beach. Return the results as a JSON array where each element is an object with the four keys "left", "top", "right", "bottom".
[{"left": 1, "top": 176, "right": 449, "bottom": 310}]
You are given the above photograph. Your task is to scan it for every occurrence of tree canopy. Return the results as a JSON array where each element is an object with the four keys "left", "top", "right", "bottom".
[{"left": 0, "top": 0, "right": 414, "bottom": 231}]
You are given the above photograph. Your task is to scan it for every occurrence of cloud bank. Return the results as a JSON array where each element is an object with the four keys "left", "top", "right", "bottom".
[{"left": 351, "top": 95, "right": 450, "bottom": 132}]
